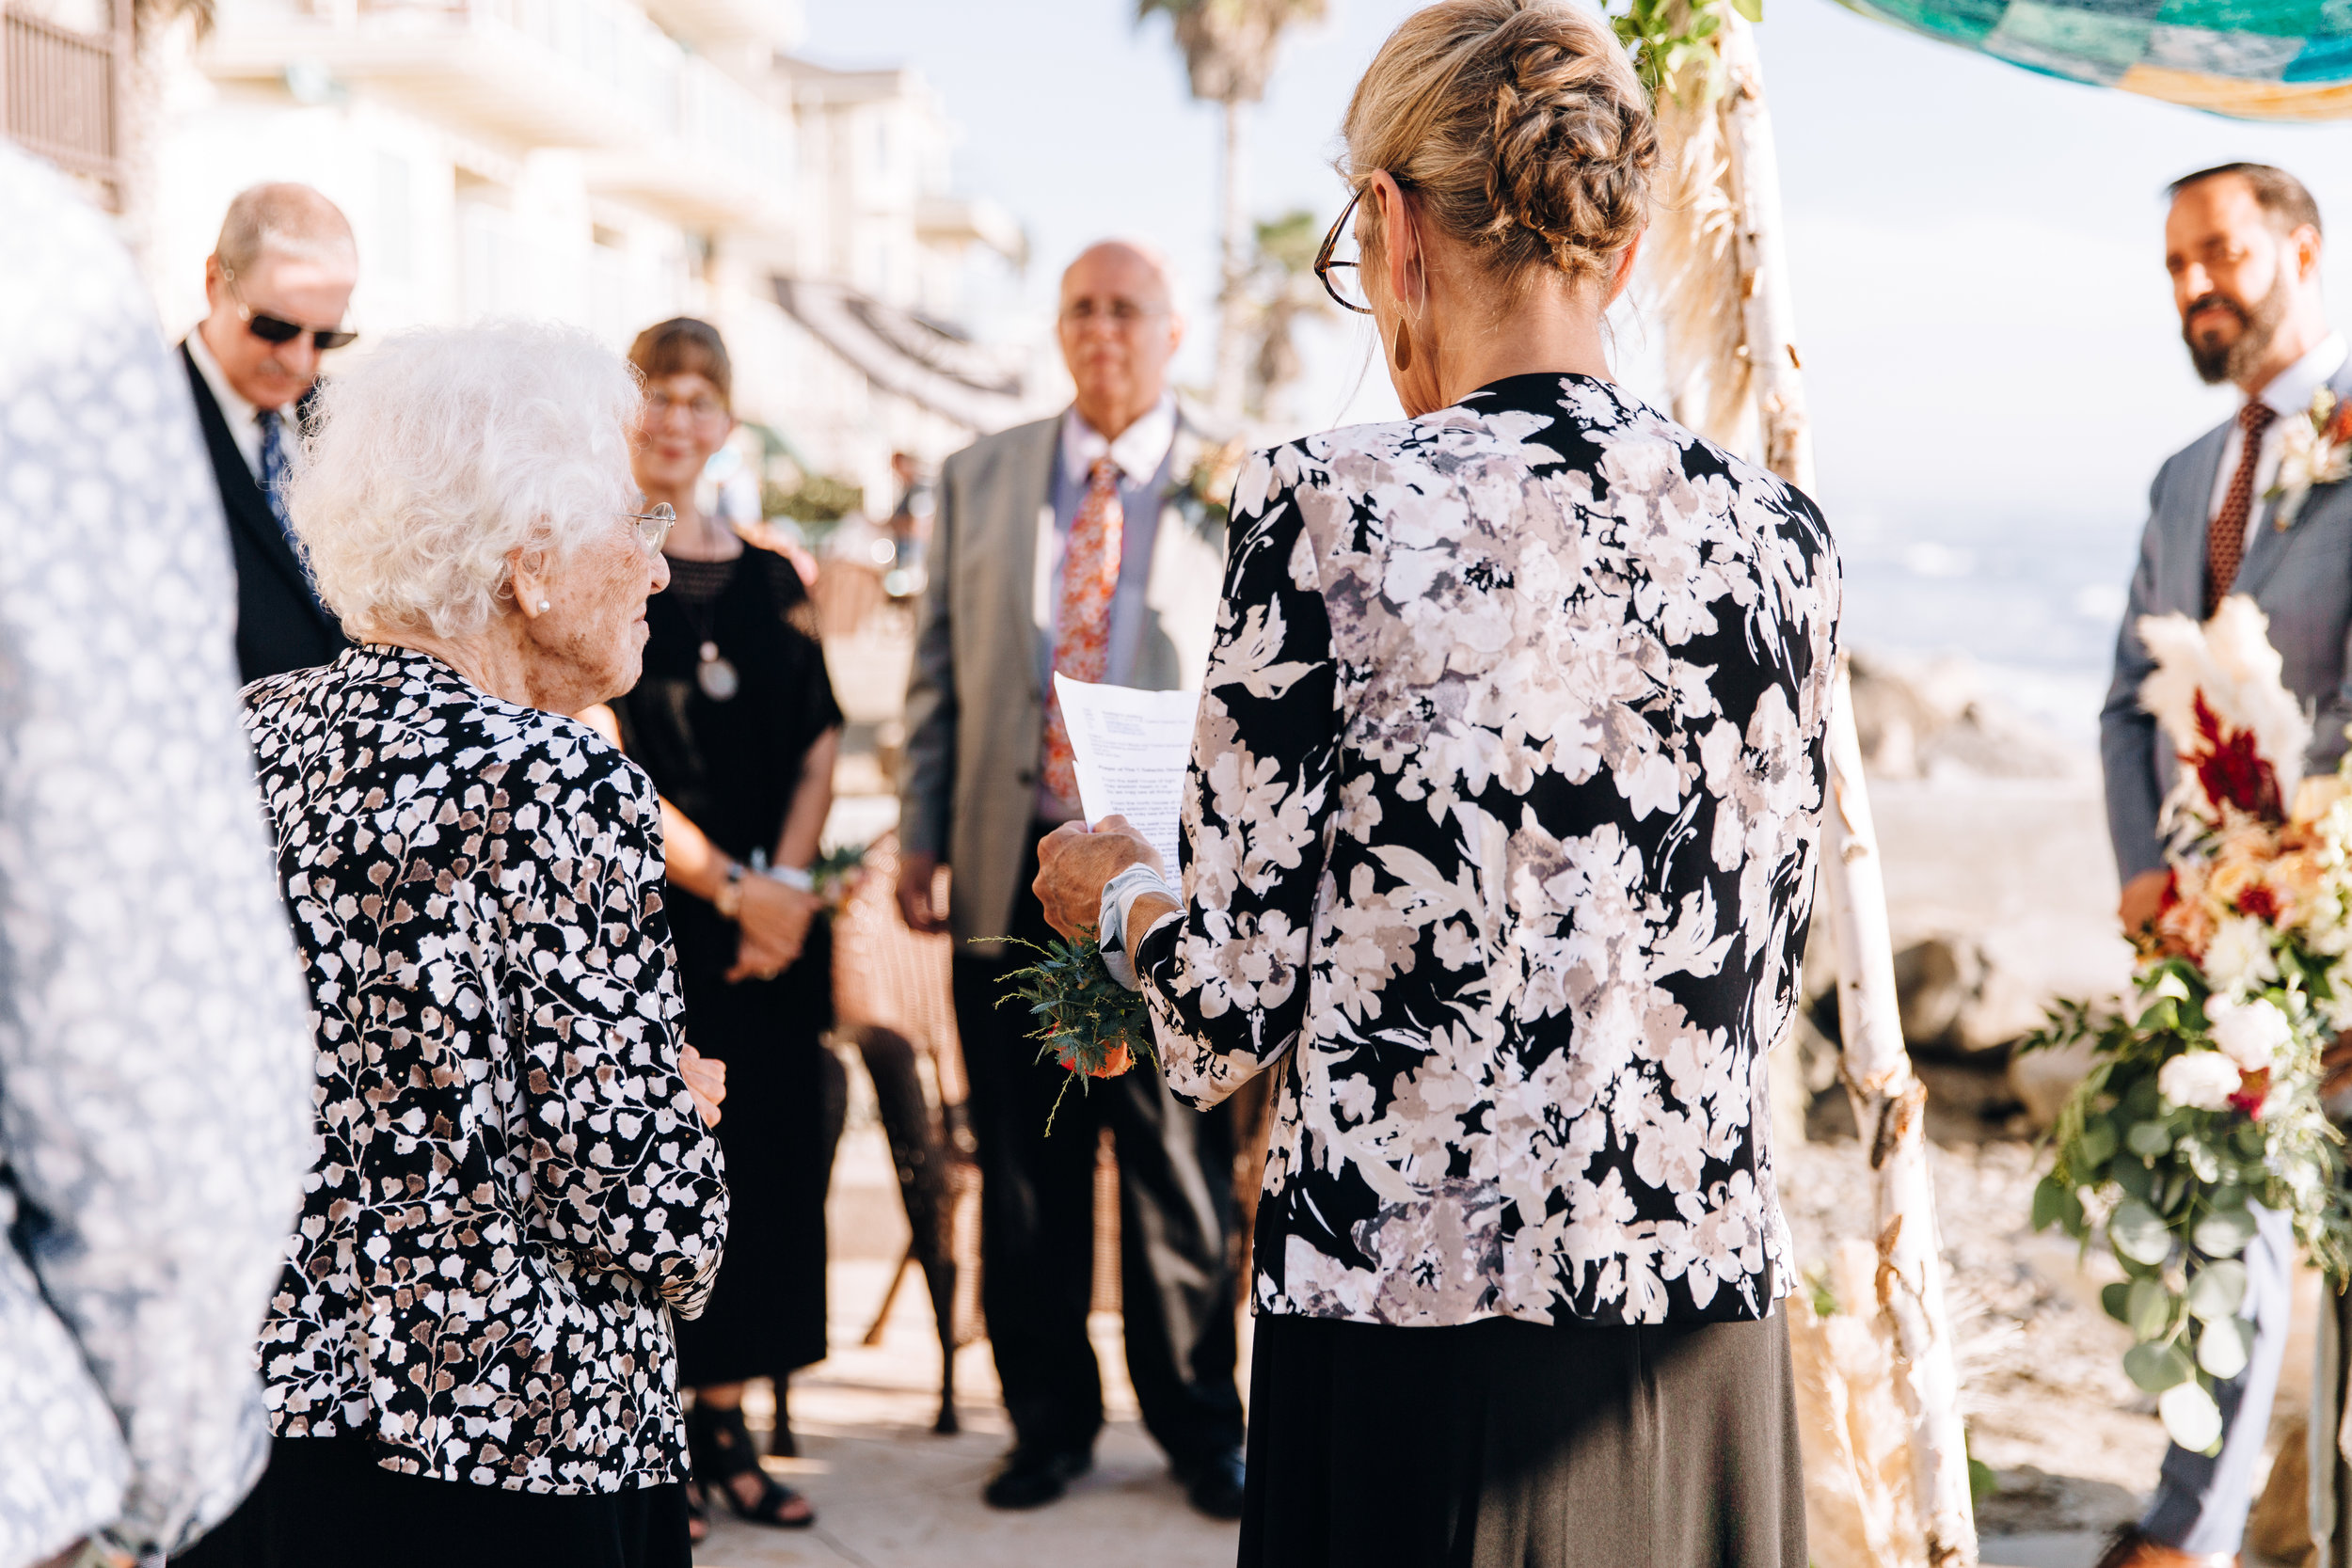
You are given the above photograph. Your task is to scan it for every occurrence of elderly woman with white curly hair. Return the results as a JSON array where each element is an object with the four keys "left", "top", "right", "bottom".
[{"left": 172, "top": 321, "right": 730, "bottom": 1568}]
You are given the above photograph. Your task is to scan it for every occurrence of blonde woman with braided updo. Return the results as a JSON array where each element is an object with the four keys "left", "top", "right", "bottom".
[{"left": 1030, "top": 2, "right": 1839, "bottom": 1562}]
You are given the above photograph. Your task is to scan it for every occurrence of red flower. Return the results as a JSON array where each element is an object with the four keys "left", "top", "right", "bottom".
[
  {"left": 2238, "top": 883, "right": 2282, "bottom": 923},
  {"left": 2328, "top": 399, "right": 2352, "bottom": 445},
  {"left": 2189, "top": 692, "right": 2284, "bottom": 820},
  {"left": 2229, "top": 1067, "right": 2270, "bottom": 1118},
  {"left": 2159, "top": 868, "right": 2181, "bottom": 912}
]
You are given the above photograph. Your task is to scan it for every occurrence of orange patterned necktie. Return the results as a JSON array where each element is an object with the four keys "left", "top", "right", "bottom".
[
  {"left": 1041, "top": 457, "right": 1124, "bottom": 810},
  {"left": 2206, "top": 400, "right": 2279, "bottom": 618}
]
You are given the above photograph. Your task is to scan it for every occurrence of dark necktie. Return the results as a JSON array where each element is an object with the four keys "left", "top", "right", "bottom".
[
  {"left": 2206, "top": 400, "right": 2279, "bottom": 618},
  {"left": 256, "top": 408, "right": 297, "bottom": 547}
]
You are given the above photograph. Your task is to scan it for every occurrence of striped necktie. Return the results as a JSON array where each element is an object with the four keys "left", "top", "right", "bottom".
[{"left": 257, "top": 407, "right": 297, "bottom": 549}]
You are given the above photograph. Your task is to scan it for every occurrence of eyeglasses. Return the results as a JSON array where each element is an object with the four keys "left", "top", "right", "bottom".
[
  {"left": 1057, "top": 299, "right": 1170, "bottom": 329},
  {"left": 1315, "top": 187, "right": 1374, "bottom": 315},
  {"left": 624, "top": 501, "right": 676, "bottom": 554},
  {"left": 222, "top": 269, "right": 358, "bottom": 351},
  {"left": 644, "top": 388, "right": 729, "bottom": 423}
]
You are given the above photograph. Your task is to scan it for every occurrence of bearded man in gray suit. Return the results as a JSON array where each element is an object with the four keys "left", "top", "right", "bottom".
[
  {"left": 897, "top": 240, "right": 1245, "bottom": 1519},
  {"left": 2099, "top": 163, "right": 2352, "bottom": 1568}
]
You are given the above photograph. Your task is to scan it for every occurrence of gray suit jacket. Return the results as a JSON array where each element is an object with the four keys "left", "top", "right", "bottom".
[
  {"left": 899, "top": 403, "right": 1232, "bottom": 950},
  {"left": 2101, "top": 362, "right": 2352, "bottom": 882}
]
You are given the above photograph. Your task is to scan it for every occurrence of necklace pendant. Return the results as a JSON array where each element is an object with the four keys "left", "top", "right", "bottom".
[{"left": 696, "top": 640, "right": 739, "bottom": 701}]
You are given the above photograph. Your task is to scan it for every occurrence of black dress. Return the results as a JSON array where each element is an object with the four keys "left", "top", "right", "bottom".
[{"left": 615, "top": 545, "right": 844, "bottom": 1387}]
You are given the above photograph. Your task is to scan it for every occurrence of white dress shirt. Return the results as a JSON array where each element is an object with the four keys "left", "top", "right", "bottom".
[
  {"left": 2209, "top": 332, "right": 2349, "bottom": 521},
  {"left": 185, "top": 323, "right": 271, "bottom": 481}
]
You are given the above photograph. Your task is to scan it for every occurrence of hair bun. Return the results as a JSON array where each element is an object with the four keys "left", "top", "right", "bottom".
[{"left": 1342, "top": 0, "right": 1657, "bottom": 294}]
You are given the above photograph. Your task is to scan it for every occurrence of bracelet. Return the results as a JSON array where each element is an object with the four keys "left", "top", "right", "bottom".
[
  {"left": 713, "top": 861, "right": 746, "bottom": 920},
  {"left": 765, "top": 864, "right": 815, "bottom": 893},
  {"left": 1096, "top": 863, "right": 1179, "bottom": 992}
]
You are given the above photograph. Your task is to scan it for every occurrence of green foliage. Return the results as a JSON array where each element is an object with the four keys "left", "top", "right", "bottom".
[
  {"left": 993, "top": 929, "right": 1158, "bottom": 1133},
  {"left": 810, "top": 840, "right": 868, "bottom": 911},
  {"left": 771, "top": 473, "right": 864, "bottom": 525},
  {"left": 1605, "top": 0, "right": 1761, "bottom": 103},
  {"left": 2023, "top": 949, "right": 2352, "bottom": 1452}
]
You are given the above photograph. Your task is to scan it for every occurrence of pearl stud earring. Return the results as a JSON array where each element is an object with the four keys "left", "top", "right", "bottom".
[{"left": 537, "top": 598, "right": 551, "bottom": 612}]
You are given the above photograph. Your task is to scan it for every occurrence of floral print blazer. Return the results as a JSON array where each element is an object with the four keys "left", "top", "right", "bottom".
[
  {"left": 244, "top": 646, "right": 728, "bottom": 1491},
  {"left": 1134, "top": 374, "right": 1839, "bottom": 1328}
]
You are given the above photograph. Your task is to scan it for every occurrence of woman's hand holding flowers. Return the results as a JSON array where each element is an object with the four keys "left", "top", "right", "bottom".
[{"left": 1034, "top": 815, "right": 1166, "bottom": 959}]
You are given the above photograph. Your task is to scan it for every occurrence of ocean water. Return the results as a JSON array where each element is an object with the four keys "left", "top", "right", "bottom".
[{"left": 1834, "top": 508, "right": 2143, "bottom": 752}]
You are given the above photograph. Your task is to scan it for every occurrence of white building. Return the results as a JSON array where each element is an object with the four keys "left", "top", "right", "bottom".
[{"left": 132, "top": 0, "right": 1031, "bottom": 507}]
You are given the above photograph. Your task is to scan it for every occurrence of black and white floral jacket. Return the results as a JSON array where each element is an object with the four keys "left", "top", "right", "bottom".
[
  {"left": 1134, "top": 374, "right": 1839, "bottom": 1328},
  {"left": 244, "top": 645, "right": 727, "bottom": 1491}
]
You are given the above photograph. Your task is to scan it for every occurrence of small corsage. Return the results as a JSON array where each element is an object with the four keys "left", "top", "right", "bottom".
[
  {"left": 1175, "top": 438, "right": 1248, "bottom": 535},
  {"left": 2266, "top": 387, "right": 2352, "bottom": 530}
]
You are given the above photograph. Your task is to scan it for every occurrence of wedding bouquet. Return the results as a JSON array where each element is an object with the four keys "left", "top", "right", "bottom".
[
  {"left": 2024, "top": 596, "right": 2352, "bottom": 1452},
  {"left": 809, "top": 839, "right": 869, "bottom": 913},
  {"left": 997, "top": 931, "right": 1155, "bottom": 1132}
]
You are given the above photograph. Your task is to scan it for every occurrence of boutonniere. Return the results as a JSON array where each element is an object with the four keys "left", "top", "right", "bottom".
[
  {"left": 1174, "top": 438, "right": 1248, "bottom": 534},
  {"left": 2265, "top": 387, "right": 2352, "bottom": 530}
]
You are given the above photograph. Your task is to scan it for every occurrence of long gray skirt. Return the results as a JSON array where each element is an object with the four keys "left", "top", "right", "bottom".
[{"left": 1240, "top": 1309, "right": 1806, "bottom": 1568}]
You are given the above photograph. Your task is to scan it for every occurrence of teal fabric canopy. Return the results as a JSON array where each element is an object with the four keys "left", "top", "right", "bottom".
[{"left": 1835, "top": 0, "right": 2352, "bottom": 119}]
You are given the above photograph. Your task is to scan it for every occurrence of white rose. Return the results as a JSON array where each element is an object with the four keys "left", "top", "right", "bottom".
[
  {"left": 2158, "top": 1051, "right": 2244, "bottom": 1113},
  {"left": 2207, "top": 996, "right": 2291, "bottom": 1073},
  {"left": 2201, "top": 917, "right": 2280, "bottom": 993}
]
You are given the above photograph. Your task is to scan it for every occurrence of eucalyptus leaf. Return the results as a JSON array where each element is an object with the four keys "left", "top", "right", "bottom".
[
  {"left": 2115, "top": 1158, "right": 2154, "bottom": 1202},
  {"left": 2078, "top": 1118, "right": 2119, "bottom": 1169},
  {"left": 2197, "top": 1317, "right": 2251, "bottom": 1380},
  {"left": 2126, "top": 1277, "right": 2175, "bottom": 1341},
  {"left": 2124, "top": 1339, "right": 2194, "bottom": 1392},
  {"left": 2110, "top": 1199, "right": 2174, "bottom": 1267},
  {"left": 2185, "top": 1259, "right": 2249, "bottom": 1323},
  {"left": 2183, "top": 1138, "right": 2221, "bottom": 1184},
  {"left": 2192, "top": 1206, "right": 2257, "bottom": 1259},
  {"left": 1731, "top": 0, "right": 1763, "bottom": 20},
  {"left": 2160, "top": 1382, "right": 2224, "bottom": 1452},
  {"left": 2127, "top": 1120, "right": 2173, "bottom": 1159},
  {"left": 2101, "top": 1282, "right": 2132, "bottom": 1324}
]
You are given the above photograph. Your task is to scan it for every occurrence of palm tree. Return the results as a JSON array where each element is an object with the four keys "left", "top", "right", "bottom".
[
  {"left": 1136, "top": 0, "right": 1327, "bottom": 421},
  {"left": 1242, "top": 207, "right": 1331, "bottom": 427}
]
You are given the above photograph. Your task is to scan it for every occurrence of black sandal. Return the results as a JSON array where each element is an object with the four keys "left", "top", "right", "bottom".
[{"left": 686, "top": 1402, "right": 816, "bottom": 1529}]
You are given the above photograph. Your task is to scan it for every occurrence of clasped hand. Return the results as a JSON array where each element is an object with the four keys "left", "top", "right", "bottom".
[
  {"left": 1032, "top": 815, "right": 1162, "bottom": 942},
  {"left": 729, "top": 873, "right": 820, "bottom": 983},
  {"left": 679, "top": 1044, "right": 725, "bottom": 1128}
]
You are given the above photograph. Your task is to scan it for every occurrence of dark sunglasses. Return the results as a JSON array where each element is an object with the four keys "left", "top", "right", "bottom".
[
  {"left": 224, "top": 271, "right": 358, "bottom": 352},
  {"left": 1315, "top": 185, "right": 1374, "bottom": 316}
]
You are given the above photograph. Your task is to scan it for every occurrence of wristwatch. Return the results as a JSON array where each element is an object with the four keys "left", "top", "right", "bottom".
[{"left": 713, "top": 861, "right": 746, "bottom": 920}]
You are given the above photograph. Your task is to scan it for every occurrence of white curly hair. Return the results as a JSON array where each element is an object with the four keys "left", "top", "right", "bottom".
[{"left": 287, "top": 320, "right": 643, "bottom": 640}]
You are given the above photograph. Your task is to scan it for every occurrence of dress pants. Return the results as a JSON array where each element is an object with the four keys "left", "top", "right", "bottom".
[
  {"left": 2141, "top": 1202, "right": 2293, "bottom": 1554},
  {"left": 951, "top": 824, "right": 1246, "bottom": 1468}
]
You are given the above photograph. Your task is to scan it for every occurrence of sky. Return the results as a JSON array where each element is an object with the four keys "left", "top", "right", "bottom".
[{"left": 798, "top": 0, "right": 2352, "bottom": 693}]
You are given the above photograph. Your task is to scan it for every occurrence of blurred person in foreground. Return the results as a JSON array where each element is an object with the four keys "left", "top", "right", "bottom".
[
  {"left": 0, "top": 147, "right": 314, "bottom": 1568},
  {"left": 1032, "top": 3, "right": 1838, "bottom": 1563},
  {"left": 897, "top": 240, "right": 1247, "bottom": 1516},
  {"left": 171, "top": 322, "right": 728, "bottom": 1568},
  {"left": 583, "top": 318, "right": 841, "bottom": 1538},
  {"left": 2099, "top": 163, "right": 2352, "bottom": 1568},
  {"left": 181, "top": 182, "right": 359, "bottom": 683}
]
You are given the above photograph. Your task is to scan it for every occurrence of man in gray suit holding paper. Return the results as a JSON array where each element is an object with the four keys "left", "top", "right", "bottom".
[
  {"left": 2099, "top": 163, "right": 2352, "bottom": 1568},
  {"left": 897, "top": 239, "right": 1246, "bottom": 1519}
]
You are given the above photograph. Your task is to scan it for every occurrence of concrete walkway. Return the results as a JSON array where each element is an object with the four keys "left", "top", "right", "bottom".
[{"left": 694, "top": 1126, "right": 1239, "bottom": 1568}]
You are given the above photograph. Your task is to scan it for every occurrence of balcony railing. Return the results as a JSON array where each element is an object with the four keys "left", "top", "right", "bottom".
[{"left": 2, "top": 2, "right": 130, "bottom": 203}]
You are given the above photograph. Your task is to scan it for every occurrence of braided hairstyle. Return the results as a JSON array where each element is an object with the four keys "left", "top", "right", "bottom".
[{"left": 1341, "top": 0, "right": 1656, "bottom": 300}]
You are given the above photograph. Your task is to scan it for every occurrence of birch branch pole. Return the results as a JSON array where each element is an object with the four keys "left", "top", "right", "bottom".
[{"left": 1701, "top": 14, "right": 1979, "bottom": 1566}]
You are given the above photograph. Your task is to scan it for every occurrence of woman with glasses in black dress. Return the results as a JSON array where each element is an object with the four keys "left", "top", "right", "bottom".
[{"left": 584, "top": 318, "right": 843, "bottom": 1540}]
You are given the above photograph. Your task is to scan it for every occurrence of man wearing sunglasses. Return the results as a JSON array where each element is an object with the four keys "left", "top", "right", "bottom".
[{"left": 180, "top": 182, "right": 359, "bottom": 684}]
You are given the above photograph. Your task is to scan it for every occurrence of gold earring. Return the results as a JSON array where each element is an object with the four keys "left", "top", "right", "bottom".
[{"left": 1392, "top": 325, "right": 1413, "bottom": 374}]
